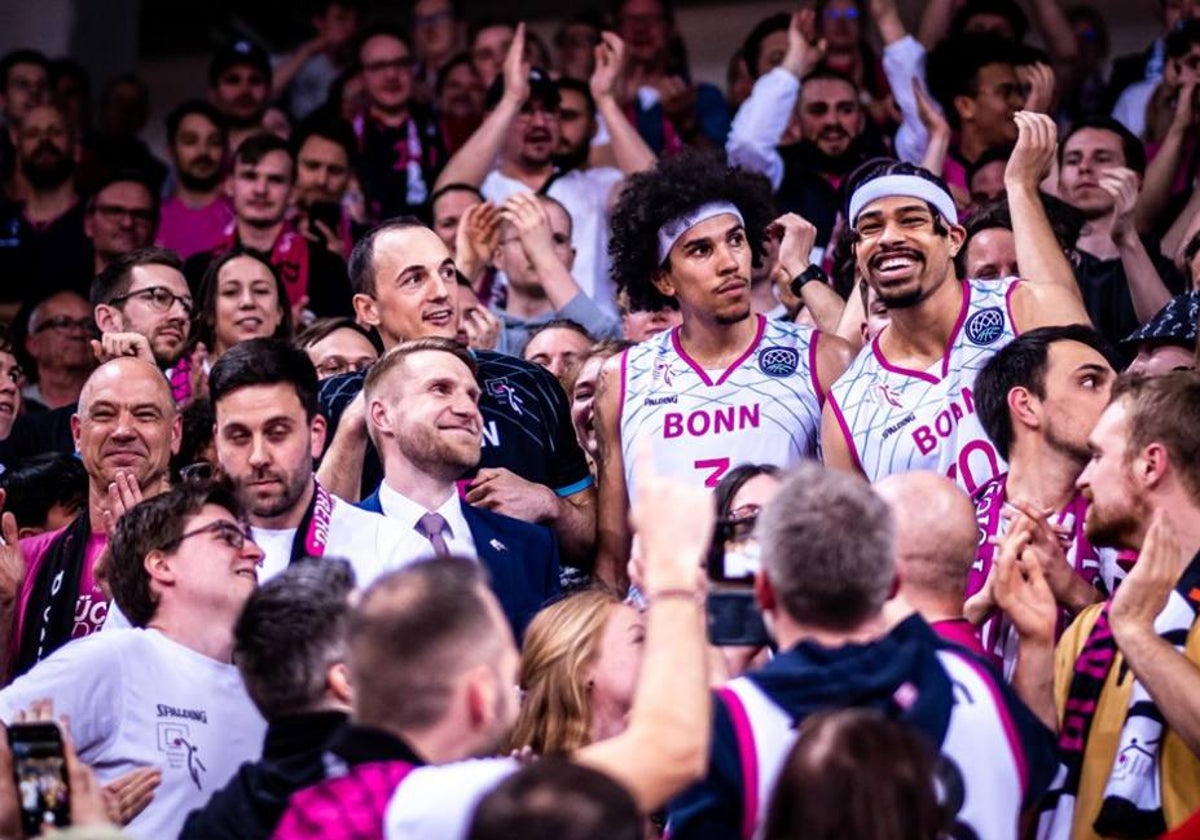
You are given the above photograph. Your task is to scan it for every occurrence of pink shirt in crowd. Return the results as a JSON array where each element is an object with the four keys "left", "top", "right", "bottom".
[
  {"left": 156, "top": 196, "right": 235, "bottom": 258},
  {"left": 9, "top": 528, "right": 110, "bottom": 667}
]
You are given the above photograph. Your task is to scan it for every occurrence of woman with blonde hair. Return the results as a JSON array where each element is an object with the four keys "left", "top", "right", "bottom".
[{"left": 506, "top": 588, "right": 645, "bottom": 755}]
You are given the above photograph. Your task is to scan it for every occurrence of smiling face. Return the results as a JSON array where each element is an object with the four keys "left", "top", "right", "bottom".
[
  {"left": 215, "top": 382, "right": 324, "bottom": 526},
  {"left": 571, "top": 353, "right": 606, "bottom": 457},
  {"left": 72, "top": 360, "right": 180, "bottom": 491},
  {"left": 159, "top": 503, "right": 264, "bottom": 617},
  {"left": 586, "top": 602, "right": 646, "bottom": 743},
  {"left": 799, "top": 77, "right": 863, "bottom": 159},
  {"left": 370, "top": 349, "right": 483, "bottom": 481},
  {"left": 354, "top": 226, "right": 460, "bottom": 348},
  {"left": 655, "top": 213, "right": 753, "bottom": 326},
  {"left": 853, "top": 195, "right": 964, "bottom": 310},
  {"left": 212, "top": 255, "right": 285, "bottom": 356}
]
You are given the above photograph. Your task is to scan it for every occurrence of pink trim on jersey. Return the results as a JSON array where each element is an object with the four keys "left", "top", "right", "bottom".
[
  {"left": 716, "top": 687, "right": 759, "bottom": 840},
  {"left": 869, "top": 281, "right": 971, "bottom": 385},
  {"left": 669, "top": 315, "right": 766, "bottom": 387},
  {"left": 826, "top": 390, "right": 865, "bottom": 472},
  {"left": 953, "top": 652, "right": 1030, "bottom": 798},
  {"left": 1004, "top": 279, "right": 1024, "bottom": 337},
  {"left": 808, "top": 330, "right": 825, "bottom": 405}
]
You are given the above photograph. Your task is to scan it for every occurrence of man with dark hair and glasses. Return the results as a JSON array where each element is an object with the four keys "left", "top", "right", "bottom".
[
  {"left": 84, "top": 173, "right": 160, "bottom": 277},
  {"left": 0, "top": 357, "right": 180, "bottom": 679},
  {"left": 0, "top": 480, "right": 267, "bottom": 839},
  {"left": 3, "top": 248, "right": 198, "bottom": 470}
]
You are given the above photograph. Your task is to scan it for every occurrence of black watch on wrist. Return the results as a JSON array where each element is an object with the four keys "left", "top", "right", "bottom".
[{"left": 790, "top": 264, "right": 827, "bottom": 298}]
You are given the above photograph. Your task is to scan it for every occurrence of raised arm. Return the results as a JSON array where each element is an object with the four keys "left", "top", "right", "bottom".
[
  {"left": 1136, "top": 81, "right": 1196, "bottom": 235},
  {"left": 771, "top": 213, "right": 847, "bottom": 336},
  {"left": 1003, "top": 112, "right": 1092, "bottom": 330},
  {"left": 1029, "top": 0, "right": 1078, "bottom": 63},
  {"left": 916, "top": 0, "right": 956, "bottom": 50},
  {"left": 1103, "top": 167, "right": 1174, "bottom": 324},
  {"left": 591, "top": 33, "right": 656, "bottom": 177},
  {"left": 577, "top": 453, "right": 711, "bottom": 812},
  {"left": 725, "top": 10, "right": 822, "bottom": 189},
  {"left": 593, "top": 354, "right": 631, "bottom": 590},
  {"left": 434, "top": 24, "right": 531, "bottom": 191},
  {"left": 316, "top": 390, "right": 369, "bottom": 502}
]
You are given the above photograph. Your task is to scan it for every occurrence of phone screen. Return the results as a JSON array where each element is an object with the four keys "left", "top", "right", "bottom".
[{"left": 9, "top": 723, "right": 71, "bottom": 835}]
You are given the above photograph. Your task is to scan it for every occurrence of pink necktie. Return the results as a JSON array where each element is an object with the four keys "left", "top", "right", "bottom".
[{"left": 416, "top": 512, "right": 450, "bottom": 558}]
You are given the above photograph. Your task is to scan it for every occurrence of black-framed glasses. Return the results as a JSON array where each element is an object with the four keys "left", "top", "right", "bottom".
[
  {"left": 717, "top": 509, "right": 760, "bottom": 544},
  {"left": 108, "top": 286, "right": 194, "bottom": 317},
  {"left": 179, "top": 462, "right": 218, "bottom": 483},
  {"left": 161, "top": 520, "right": 254, "bottom": 553},
  {"left": 33, "top": 316, "right": 96, "bottom": 334},
  {"left": 363, "top": 56, "right": 415, "bottom": 74}
]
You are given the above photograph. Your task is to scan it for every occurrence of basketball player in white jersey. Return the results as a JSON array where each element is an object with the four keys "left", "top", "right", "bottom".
[
  {"left": 593, "top": 150, "right": 853, "bottom": 586},
  {"left": 822, "top": 112, "right": 1093, "bottom": 493},
  {"left": 966, "top": 324, "right": 1125, "bottom": 673}
]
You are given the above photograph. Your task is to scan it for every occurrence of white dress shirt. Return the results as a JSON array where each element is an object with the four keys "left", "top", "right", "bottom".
[{"left": 377, "top": 482, "right": 478, "bottom": 561}]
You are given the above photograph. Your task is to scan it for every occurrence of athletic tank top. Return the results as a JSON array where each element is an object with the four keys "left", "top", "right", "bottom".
[
  {"left": 827, "top": 278, "right": 1020, "bottom": 493},
  {"left": 618, "top": 315, "right": 823, "bottom": 497}
]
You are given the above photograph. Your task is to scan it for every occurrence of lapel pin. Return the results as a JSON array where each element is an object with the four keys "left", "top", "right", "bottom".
[{"left": 490, "top": 538, "right": 507, "bottom": 552}]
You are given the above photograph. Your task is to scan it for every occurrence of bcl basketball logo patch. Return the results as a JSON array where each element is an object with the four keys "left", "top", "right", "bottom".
[
  {"left": 964, "top": 307, "right": 1005, "bottom": 346},
  {"left": 758, "top": 346, "right": 799, "bottom": 377}
]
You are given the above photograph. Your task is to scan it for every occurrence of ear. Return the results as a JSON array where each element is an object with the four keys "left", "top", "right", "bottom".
[
  {"left": 83, "top": 213, "right": 95, "bottom": 239},
  {"left": 1139, "top": 442, "right": 1171, "bottom": 491},
  {"left": 367, "top": 398, "right": 392, "bottom": 441},
  {"left": 650, "top": 267, "right": 675, "bottom": 300},
  {"left": 860, "top": 321, "right": 869, "bottom": 345},
  {"left": 887, "top": 571, "right": 902, "bottom": 601},
  {"left": 464, "top": 666, "right": 497, "bottom": 731},
  {"left": 93, "top": 303, "right": 124, "bottom": 334},
  {"left": 954, "top": 93, "right": 976, "bottom": 124},
  {"left": 310, "top": 413, "right": 328, "bottom": 459},
  {"left": 1007, "top": 385, "right": 1040, "bottom": 431},
  {"left": 353, "top": 293, "right": 380, "bottom": 328},
  {"left": 17, "top": 526, "right": 42, "bottom": 540},
  {"left": 945, "top": 223, "right": 967, "bottom": 257},
  {"left": 754, "top": 570, "right": 777, "bottom": 614},
  {"left": 223, "top": 173, "right": 235, "bottom": 201},
  {"left": 144, "top": 548, "right": 176, "bottom": 588},
  {"left": 169, "top": 410, "right": 183, "bottom": 457},
  {"left": 326, "top": 661, "right": 354, "bottom": 707},
  {"left": 70, "top": 412, "right": 83, "bottom": 454}
]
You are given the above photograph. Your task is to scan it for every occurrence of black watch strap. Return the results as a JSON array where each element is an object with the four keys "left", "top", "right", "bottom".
[{"left": 790, "top": 264, "right": 827, "bottom": 298}]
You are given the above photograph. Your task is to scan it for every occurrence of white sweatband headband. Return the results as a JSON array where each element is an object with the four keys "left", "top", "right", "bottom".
[
  {"left": 848, "top": 174, "right": 959, "bottom": 227},
  {"left": 656, "top": 201, "right": 745, "bottom": 264}
]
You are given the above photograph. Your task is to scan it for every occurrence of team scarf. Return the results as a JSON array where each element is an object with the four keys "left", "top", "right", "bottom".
[
  {"left": 167, "top": 354, "right": 193, "bottom": 406},
  {"left": 1040, "top": 551, "right": 1200, "bottom": 839},
  {"left": 351, "top": 111, "right": 431, "bottom": 208},
  {"left": 14, "top": 512, "right": 92, "bottom": 677},
  {"left": 219, "top": 222, "right": 311, "bottom": 309},
  {"left": 288, "top": 481, "right": 335, "bottom": 564}
]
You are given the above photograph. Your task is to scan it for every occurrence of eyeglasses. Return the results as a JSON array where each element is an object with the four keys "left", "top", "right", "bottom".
[
  {"left": 718, "top": 508, "right": 760, "bottom": 543},
  {"left": 363, "top": 56, "right": 415, "bottom": 75},
  {"left": 824, "top": 6, "right": 861, "bottom": 20},
  {"left": 107, "top": 286, "right": 194, "bottom": 317},
  {"left": 93, "top": 204, "right": 157, "bottom": 226},
  {"left": 33, "top": 316, "right": 96, "bottom": 334},
  {"left": 180, "top": 462, "right": 218, "bottom": 483},
  {"left": 161, "top": 519, "right": 254, "bottom": 553},
  {"left": 315, "top": 356, "right": 376, "bottom": 378}
]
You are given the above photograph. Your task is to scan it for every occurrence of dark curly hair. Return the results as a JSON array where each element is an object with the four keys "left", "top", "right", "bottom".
[{"left": 608, "top": 150, "right": 776, "bottom": 313}]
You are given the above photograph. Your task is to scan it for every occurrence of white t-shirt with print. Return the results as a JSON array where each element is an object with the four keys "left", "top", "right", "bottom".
[{"left": 0, "top": 628, "right": 266, "bottom": 840}]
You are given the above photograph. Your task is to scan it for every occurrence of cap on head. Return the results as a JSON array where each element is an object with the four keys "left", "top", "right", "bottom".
[
  {"left": 209, "top": 40, "right": 272, "bottom": 88},
  {"left": 483, "top": 66, "right": 560, "bottom": 111}
]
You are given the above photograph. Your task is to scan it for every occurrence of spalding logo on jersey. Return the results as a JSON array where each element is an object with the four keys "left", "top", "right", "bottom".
[
  {"left": 758, "top": 346, "right": 799, "bottom": 378},
  {"left": 964, "top": 307, "right": 1005, "bottom": 346}
]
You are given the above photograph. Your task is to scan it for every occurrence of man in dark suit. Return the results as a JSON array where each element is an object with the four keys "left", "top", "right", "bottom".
[{"left": 357, "top": 336, "right": 559, "bottom": 638}]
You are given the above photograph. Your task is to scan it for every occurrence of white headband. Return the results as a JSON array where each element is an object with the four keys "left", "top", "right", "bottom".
[
  {"left": 657, "top": 201, "right": 745, "bottom": 264},
  {"left": 848, "top": 174, "right": 959, "bottom": 227}
]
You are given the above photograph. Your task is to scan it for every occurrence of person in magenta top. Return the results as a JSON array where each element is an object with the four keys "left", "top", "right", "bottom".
[
  {"left": 157, "top": 100, "right": 234, "bottom": 259},
  {"left": 0, "top": 356, "right": 180, "bottom": 679}
]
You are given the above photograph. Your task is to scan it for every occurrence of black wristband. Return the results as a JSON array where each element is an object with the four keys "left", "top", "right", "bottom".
[{"left": 790, "top": 264, "right": 828, "bottom": 298}]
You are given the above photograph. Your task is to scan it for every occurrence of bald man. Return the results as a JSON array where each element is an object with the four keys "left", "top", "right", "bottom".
[
  {"left": 876, "top": 471, "right": 995, "bottom": 666},
  {"left": 1, "top": 358, "right": 180, "bottom": 678}
]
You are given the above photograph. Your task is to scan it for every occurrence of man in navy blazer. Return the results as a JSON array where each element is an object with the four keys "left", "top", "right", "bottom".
[{"left": 358, "top": 337, "right": 560, "bottom": 639}]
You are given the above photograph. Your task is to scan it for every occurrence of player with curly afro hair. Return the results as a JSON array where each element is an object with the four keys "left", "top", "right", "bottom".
[
  {"left": 608, "top": 149, "right": 776, "bottom": 315},
  {"left": 592, "top": 149, "right": 856, "bottom": 587}
]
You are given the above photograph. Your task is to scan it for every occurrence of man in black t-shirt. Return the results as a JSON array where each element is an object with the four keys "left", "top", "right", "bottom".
[{"left": 317, "top": 219, "right": 596, "bottom": 570}]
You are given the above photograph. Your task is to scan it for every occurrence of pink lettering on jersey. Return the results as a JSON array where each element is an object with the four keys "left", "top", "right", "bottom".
[
  {"left": 910, "top": 387, "right": 976, "bottom": 455},
  {"left": 663, "top": 404, "right": 761, "bottom": 439}
]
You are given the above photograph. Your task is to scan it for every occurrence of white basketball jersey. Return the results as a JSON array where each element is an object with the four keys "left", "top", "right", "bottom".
[
  {"left": 619, "top": 315, "right": 823, "bottom": 496},
  {"left": 827, "top": 279, "right": 1020, "bottom": 493}
]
